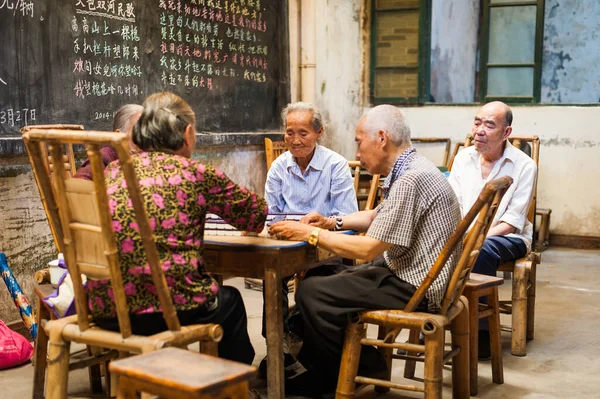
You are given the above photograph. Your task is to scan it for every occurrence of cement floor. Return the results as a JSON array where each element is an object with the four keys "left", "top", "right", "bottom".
[{"left": 1, "top": 247, "right": 599, "bottom": 398}]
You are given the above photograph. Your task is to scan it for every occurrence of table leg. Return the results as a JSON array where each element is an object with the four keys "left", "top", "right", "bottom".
[{"left": 264, "top": 263, "right": 284, "bottom": 399}]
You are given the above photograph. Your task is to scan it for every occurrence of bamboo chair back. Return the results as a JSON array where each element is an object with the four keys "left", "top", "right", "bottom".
[
  {"left": 411, "top": 137, "right": 452, "bottom": 168},
  {"left": 348, "top": 160, "right": 381, "bottom": 211},
  {"left": 22, "top": 128, "right": 181, "bottom": 339},
  {"left": 264, "top": 137, "right": 287, "bottom": 171},
  {"left": 463, "top": 134, "right": 540, "bottom": 223},
  {"left": 403, "top": 176, "right": 513, "bottom": 315},
  {"left": 447, "top": 141, "right": 465, "bottom": 171},
  {"left": 20, "top": 124, "right": 84, "bottom": 252}
]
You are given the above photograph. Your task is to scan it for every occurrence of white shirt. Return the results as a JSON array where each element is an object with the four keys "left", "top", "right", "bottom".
[
  {"left": 448, "top": 141, "right": 537, "bottom": 251},
  {"left": 265, "top": 144, "right": 358, "bottom": 216}
]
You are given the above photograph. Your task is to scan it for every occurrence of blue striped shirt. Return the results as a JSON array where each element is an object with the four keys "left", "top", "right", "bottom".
[{"left": 265, "top": 145, "right": 358, "bottom": 216}]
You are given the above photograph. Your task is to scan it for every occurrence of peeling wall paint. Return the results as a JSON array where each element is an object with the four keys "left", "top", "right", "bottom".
[
  {"left": 314, "top": 0, "right": 364, "bottom": 160},
  {"left": 0, "top": 146, "right": 268, "bottom": 323},
  {"left": 430, "top": 0, "right": 479, "bottom": 103},
  {"left": 542, "top": 0, "right": 600, "bottom": 103}
]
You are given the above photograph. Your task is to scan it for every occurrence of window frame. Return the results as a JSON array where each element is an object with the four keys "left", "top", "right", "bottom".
[
  {"left": 369, "top": 0, "right": 432, "bottom": 105},
  {"left": 479, "top": 0, "right": 546, "bottom": 103}
]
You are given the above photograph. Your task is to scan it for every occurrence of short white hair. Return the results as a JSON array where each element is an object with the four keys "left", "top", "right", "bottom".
[
  {"left": 362, "top": 105, "right": 411, "bottom": 147},
  {"left": 281, "top": 102, "right": 324, "bottom": 132}
]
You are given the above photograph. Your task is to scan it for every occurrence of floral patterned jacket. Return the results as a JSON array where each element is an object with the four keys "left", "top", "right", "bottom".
[{"left": 86, "top": 151, "right": 268, "bottom": 319}]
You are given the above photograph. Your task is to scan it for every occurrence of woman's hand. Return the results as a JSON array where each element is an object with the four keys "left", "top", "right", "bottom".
[
  {"left": 300, "top": 212, "right": 334, "bottom": 229},
  {"left": 269, "top": 221, "right": 313, "bottom": 241}
]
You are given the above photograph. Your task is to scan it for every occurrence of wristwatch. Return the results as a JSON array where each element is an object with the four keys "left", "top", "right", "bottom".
[
  {"left": 308, "top": 228, "right": 321, "bottom": 246},
  {"left": 329, "top": 216, "right": 343, "bottom": 231}
]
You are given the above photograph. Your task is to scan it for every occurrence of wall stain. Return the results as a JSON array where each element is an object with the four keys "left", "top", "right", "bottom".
[{"left": 542, "top": 137, "right": 598, "bottom": 148}]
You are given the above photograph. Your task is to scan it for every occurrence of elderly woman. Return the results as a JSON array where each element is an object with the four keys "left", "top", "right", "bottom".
[
  {"left": 260, "top": 102, "right": 358, "bottom": 377},
  {"left": 86, "top": 92, "right": 268, "bottom": 365}
]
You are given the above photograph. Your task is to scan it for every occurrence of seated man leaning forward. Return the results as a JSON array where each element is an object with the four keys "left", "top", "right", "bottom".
[
  {"left": 448, "top": 101, "right": 536, "bottom": 359},
  {"left": 73, "top": 103, "right": 142, "bottom": 180},
  {"left": 86, "top": 92, "right": 268, "bottom": 366},
  {"left": 270, "top": 104, "right": 462, "bottom": 396},
  {"left": 260, "top": 101, "right": 358, "bottom": 377}
]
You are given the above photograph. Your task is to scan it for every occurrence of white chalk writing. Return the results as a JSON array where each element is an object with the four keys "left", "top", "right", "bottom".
[
  {"left": 0, "top": 0, "right": 35, "bottom": 18},
  {"left": 0, "top": 77, "right": 6, "bottom": 85},
  {"left": 0, "top": 108, "right": 37, "bottom": 127}
]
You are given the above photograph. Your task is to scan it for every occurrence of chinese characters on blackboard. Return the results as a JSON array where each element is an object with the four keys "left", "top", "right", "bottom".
[{"left": 159, "top": 0, "right": 269, "bottom": 91}]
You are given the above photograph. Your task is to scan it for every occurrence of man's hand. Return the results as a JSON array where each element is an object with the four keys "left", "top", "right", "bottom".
[
  {"left": 269, "top": 221, "right": 314, "bottom": 241},
  {"left": 300, "top": 211, "right": 335, "bottom": 229}
]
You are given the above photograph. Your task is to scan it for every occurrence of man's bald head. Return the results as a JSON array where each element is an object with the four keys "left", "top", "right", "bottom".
[{"left": 480, "top": 101, "right": 512, "bottom": 129}]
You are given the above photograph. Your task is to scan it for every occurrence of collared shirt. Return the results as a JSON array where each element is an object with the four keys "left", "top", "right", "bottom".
[
  {"left": 265, "top": 144, "right": 358, "bottom": 216},
  {"left": 448, "top": 141, "right": 537, "bottom": 251},
  {"left": 86, "top": 151, "right": 268, "bottom": 319},
  {"left": 367, "top": 149, "right": 462, "bottom": 312}
]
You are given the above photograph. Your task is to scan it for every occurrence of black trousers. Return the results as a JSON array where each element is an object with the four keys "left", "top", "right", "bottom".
[
  {"left": 260, "top": 259, "right": 350, "bottom": 338},
  {"left": 472, "top": 235, "right": 527, "bottom": 330},
  {"left": 95, "top": 286, "right": 255, "bottom": 365},
  {"left": 294, "top": 257, "right": 428, "bottom": 386}
]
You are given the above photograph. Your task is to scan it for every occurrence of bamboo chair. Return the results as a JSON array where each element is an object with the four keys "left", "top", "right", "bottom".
[
  {"left": 462, "top": 134, "right": 541, "bottom": 356},
  {"left": 347, "top": 160, "right": 381, "bottom": 211},
  {"left": 264, "top": 137, "right": 287, "bottom": 170},
  {"left": 336, "top": 176, "right": 513, "bottom": 399},
  {"left": 411, "top": 137, "right": 452, "bottom": 169},
  {"left": 21, "top": 128, "right": 223, "bottom": 399},
  {"left": 447, "top": 141, "right": 464, "bottom": 171},
  {"left": 20, "top": 124, "right": 83, "bottom": 253}
]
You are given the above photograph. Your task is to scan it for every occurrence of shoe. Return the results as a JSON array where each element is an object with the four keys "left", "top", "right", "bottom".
[
  {"left": 285, "top": 369, "right": 326, "bottom": 398},
  {"left": 258, "top": 352, "right": 307, "bottom": 380},
  {"left": 478, "top": 330, "right": 491, "bottom": 360}
]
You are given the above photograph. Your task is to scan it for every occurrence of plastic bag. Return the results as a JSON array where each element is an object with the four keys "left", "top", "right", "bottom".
[{"left": 0, "top": 319, "right": 34, "bottom": 370}]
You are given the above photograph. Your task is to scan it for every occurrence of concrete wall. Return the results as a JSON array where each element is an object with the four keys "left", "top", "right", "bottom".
[
  {"left": 542, "top": 0, "right": 600, "bottom": 103},
  {"left": 430, "top": 0, "right": 479, "bottom": 103},
  {"left": 0, "top": 146, "right": 266, "bottom": 324},
  {"left": 398, "top": 105, "right": 600, "bottom": 238}
]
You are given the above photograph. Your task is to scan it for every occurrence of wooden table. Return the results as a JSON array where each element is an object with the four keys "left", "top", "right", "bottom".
[{"left": 203, "top": 234, "right": 338, "bottom": 399}]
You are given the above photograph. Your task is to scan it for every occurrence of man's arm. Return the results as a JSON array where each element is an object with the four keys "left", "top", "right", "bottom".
[
  {"left": 487, "top": 221, "right": 516, "bottom": 237},
  {"left": 301, "top": 210, "right": 377, "bottom": 233},
  {"left": 269, "top": 220, "right": 392, "bottom": 260}
]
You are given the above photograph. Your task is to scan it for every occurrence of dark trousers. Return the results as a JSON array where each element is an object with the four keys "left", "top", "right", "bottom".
[
  {"left": 95, "top": 286, "right": 255, "bottom": 365},
  {"left": 473, "top": 235, "right": 527, "bottom": 330},
  {"left": 260, "top": 260, "right": 350, "bottom": 338},
  {"left": 294, "top": 257, "right": 427, "bottom": 388}
]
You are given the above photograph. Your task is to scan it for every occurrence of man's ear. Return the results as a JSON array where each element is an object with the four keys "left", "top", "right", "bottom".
[
  {"left": 502, "top": 125, "right": 513, "bottom": 141},
  {"left": 377, "top": 129, "right": 388, "bottom": 146}
]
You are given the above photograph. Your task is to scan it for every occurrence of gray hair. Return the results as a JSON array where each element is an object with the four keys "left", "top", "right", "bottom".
[
  {"left": 132, "top": 92, "right": 196, "bottom": 152},
  {"left": 281, "top": 102, "right": 324, "bottom": 133},
  {"left": 112, "top": 104, "right": 143, "bottom": 133},
  {"left": 362, "top": 105, "right": 411, "bottom": 147}
]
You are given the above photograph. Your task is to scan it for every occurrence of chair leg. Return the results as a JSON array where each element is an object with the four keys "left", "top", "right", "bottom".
[
  {"left": 87, "top": 346, "right": 103, "bottom": 394},
  {"left": 32, "top": 302, "right": 49, "bottom": 399},
  {"left": 488, "top": 288, "right": 504, "bottom": 385},
  {"left": 423, "top": 326, "right": 444, "bottom": 399},
  {"left": 526, "top": 259, "right": 537, "bottom": 341},
  {"left": 403, "top": 328, "right": 420, "bottom": 379},
  {"left": 374, "top": 325, "right": 392, "bottom": 393},
  {"left": 511, "top": 262, "right": 529, "bottom": 356},
  {"left": 336, "top": 322, "right": 364, "bottom": 399},
  {"left": 466, "top": 291, "right": 479, "bottom": 396},
  {"left": 45, "top": 330, "right": 71, "bottom": 399},
  {"left": 451, "top": 298, "right": 470, "bottom": 399}
]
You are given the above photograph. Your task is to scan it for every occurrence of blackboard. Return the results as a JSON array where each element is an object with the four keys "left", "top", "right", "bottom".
[{"left": 0, "top": 0, "right": 289, "bottom": 138}]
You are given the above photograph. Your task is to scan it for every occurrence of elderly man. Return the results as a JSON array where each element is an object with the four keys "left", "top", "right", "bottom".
[
  {"left": 448, "top": 101, "right": 536, "bottom": 359},
  {"left": 270, "top": 104, "right": 461, "bottom": 396},
  {"left": 73, "top": 103, "right": 142, "bottom": 180}
]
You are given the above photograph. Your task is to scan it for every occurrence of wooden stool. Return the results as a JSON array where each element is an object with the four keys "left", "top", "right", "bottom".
[
  {"left": 463, "top": 273, "right": 504, "bottom": 396},
  {"left": 536, "top": 208, "right": 551, "bottom": 251},
  {"left": 109, "top": 347, "right": 257, "bottom": 399}
]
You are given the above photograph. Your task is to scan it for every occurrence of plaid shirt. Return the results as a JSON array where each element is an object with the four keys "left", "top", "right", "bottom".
[{"left": 367, "top": 148, "right": 462, "bottom": 312}]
